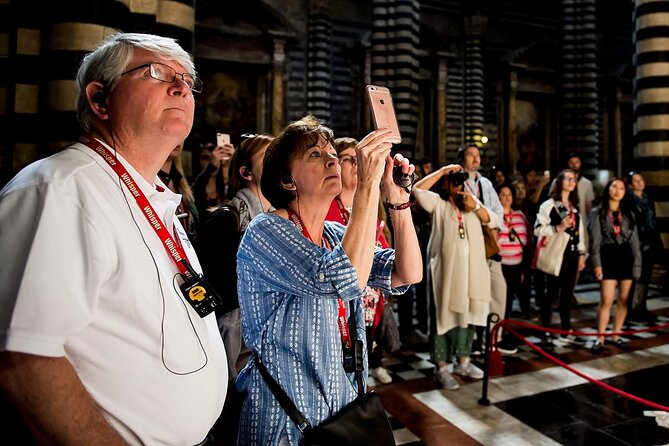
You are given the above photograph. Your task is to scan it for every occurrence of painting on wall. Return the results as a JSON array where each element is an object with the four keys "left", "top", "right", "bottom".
[{"left": 193, "top": 71, "right": 258, "bottom": 145}]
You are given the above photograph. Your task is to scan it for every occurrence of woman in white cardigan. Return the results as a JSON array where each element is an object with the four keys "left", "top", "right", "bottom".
[
  {"left": 413, "top": 164, "right": 498, "bottom": 390},
  {"left": 534, "top": 169, "right": 587, "bottom": 345}
]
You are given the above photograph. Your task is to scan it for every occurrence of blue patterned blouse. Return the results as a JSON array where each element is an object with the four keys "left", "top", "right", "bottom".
[{"left": 236, "top": 212, "right": 406, "bottom": 445}]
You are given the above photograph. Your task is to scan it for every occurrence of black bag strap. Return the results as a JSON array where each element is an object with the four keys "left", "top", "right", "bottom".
[
  {"left": 254, "top": 299, "right": 365, "bottom": 432},
  {"left": 254, "top": 355, "right": 312, "bottom": 433}
]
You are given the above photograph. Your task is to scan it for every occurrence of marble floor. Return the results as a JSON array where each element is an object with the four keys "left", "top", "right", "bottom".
[{"left": 372, "top": 283, "right": 669, "bottom": 446}]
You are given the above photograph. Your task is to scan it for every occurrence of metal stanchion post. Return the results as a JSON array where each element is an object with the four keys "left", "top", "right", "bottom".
[{"left": 478, "top": 312, "right": 500, "bottom": 406}]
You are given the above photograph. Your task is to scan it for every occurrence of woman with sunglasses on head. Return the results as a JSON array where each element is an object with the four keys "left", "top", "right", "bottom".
[
  {"left": 325, "top": 137, "right": 400, "bottom": 386},
  {"left": 235, "top": 116, "right": 421, "bottom": 445},
  {"left": 534, "top": 169, "right": 587, "bottom": 346},
  {"left": 589, "top": 178, "right": 641, "bottom": 353}
]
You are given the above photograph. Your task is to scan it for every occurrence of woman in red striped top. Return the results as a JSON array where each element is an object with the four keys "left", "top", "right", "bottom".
[{"left": 496, "top": 184, "right": 533, "bottom": 318}]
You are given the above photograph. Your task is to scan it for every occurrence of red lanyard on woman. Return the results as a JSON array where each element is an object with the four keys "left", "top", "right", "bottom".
[
  {"left": 562, "top": 202, "right": 576, "bottom": 230},
  {"left": 450, "top": 199, "right": 465, "bottom": 239},
  {"left": 286, "top": 207, "right": 351, "bottom": 349},
  {"left": 609, "top": 210, "right": 622, "bottom": 238},
  {"left": 335, "top": 196, "right": 350, "bottom": 225}
]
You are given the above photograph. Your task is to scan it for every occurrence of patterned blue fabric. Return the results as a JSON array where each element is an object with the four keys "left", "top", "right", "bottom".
[{"left": 236, "top": 212, "right": 406, "bottom": 445}]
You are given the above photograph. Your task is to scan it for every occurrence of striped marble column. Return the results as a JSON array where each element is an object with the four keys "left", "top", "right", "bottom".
[
  {"left": 44, "top": 2, "right": 126, "bottom": 154},
  {"left": 4, "top": 0, "right": 44, "bottom": 174},
  {"left": 123, "top": 0, "right": 157, "bottom": 33},
  {"left": 633, "top": 0, "right": 669, "bottom": 251},
  {"left": 560, "top": 0, "right": 599, "bottom": 176},
  {"left": 371, "top": 0, "right": 420, "bottom": 151},
  {"left": 463, "top": 15, "right": 486, "bottom": 147},
  {"left": 0, "top": 0, "right": 9, "bottom": 184},
  {"left": 306, "top": 1, "right": 332, "bottom": 123},
  {"left": 156, "top": 0, "right": 195, "bottom": 54}
]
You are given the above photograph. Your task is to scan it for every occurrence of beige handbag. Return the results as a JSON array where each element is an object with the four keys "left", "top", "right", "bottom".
[{"left": 532, "top": 231, "right": 570, "bottom": 276}]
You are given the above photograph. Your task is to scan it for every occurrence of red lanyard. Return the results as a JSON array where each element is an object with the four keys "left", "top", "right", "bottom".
[
  {"left": 561, "top": 202, "right": 576, "bottom": 230},
  {"left": 450, "top": 199, "right": 466, "bottom": 239},
  {"left": 568, "top": 204, "right": 576, "bottom": 230},
  {"left": 609, "top": 210, "right": 621, "bottom": 238},
  {"left": 286, "top": 207, "right": 351, "bottom": 348},
  {"left": 335, "top": 197, "right": 350, "bottom": 225},
  {"left": 80, "top": 135, "right": 190, "bottom": 276}
]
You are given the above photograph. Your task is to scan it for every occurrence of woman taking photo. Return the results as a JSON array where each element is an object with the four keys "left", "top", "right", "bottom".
[
  {"left": 590, "top": 178, "right": 641, "bottom": 352},
  {"left": 412, "top": 165, "right": 497, "bottom": 390},
  {"left": 325, "top": 137, "right": 400, "bottom": 385},
  {"left": 534, "top": 169, "right": 587, "bottom": 345},
  {"left": 236, "top": 116, "right": 422, "bottom": 444}
]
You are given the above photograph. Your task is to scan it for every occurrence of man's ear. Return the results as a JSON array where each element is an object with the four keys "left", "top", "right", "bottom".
[{"left": 86, "top": 82, "right": 109, "bottom": 119}]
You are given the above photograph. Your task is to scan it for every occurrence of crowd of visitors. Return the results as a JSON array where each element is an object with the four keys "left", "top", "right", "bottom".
[{"left": 0, "top": 31, "right": 662, "bottom": 445}]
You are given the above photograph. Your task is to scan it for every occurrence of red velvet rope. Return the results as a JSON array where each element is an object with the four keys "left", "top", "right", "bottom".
[{"left": 490, "top": 319, "right": 669, "bottom": 412}]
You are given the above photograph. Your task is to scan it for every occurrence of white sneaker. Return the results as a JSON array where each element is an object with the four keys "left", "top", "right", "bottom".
[
  {"left": 453, "top": 360, "right": 484, "bottom": 380},
  {"left": 370, "top": 367, "right": 392, "bottom": 384},
  {"left": 435, "top": 366, "right": 460, "bottom": 390}
]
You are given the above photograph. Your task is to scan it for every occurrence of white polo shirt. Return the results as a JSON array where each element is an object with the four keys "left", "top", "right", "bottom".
[{"left": 0, "top": 141, "right": 227, "bottom": 445}]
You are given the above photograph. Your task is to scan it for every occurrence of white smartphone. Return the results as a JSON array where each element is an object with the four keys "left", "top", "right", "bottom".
[
  {"left": 216, "top": 132, "right": 230, "bottom": 147},
  {"left": 366, "top": 85, "right": 402, "bottom": 144}
]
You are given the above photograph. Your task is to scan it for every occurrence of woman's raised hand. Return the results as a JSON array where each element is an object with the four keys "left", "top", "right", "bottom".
[{"left": 355, "top": 129, "right": 395, "bottom": 186}]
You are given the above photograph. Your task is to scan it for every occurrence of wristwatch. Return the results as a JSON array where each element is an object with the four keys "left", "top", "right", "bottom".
[{"left": 474, "top": 202, "right": 482, "bottom": 211}]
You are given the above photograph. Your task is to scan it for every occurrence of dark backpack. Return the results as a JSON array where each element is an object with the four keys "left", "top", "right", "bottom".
[{"left": 195, "top": 201, "right": 242, "bottom": 316}]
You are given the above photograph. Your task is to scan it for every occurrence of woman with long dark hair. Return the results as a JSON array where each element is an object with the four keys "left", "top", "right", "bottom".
[
  {"left": 534, "top": 169, "right": 587, "bottom": 345},
  {"left": 590, "top": 178, "right": 641, "bottom": 352}
]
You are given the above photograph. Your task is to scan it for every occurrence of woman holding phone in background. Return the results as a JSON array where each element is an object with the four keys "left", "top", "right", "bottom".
[{"left": 534, "top": 169, "right": 587, "bottom": 346}]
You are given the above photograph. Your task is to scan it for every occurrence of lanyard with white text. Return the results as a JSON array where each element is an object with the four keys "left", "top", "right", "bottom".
[
  {"left": 286, "top": 207, "right": 351, "bottom": 349},
  {"left": 80, "top": 134, "right": 190, "bottom": 276}
]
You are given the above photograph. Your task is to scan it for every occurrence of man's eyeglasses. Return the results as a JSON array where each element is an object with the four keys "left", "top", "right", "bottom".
[
  {"left": 121, "top": 62, "right": 203, "bottom": 93},
  {"left": 339, "top": 155, "right": 357, "bottom": 166}
]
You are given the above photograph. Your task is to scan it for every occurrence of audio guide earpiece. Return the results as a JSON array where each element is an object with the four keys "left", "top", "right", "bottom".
[{"left": 93, "top": 88, "right": 107, "bottom": 105}]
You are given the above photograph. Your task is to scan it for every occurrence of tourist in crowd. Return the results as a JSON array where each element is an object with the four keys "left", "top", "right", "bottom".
[
  {"left": 159, "top": 141, "right": 199, "bottom": 242},
  {"left": 192, "top": 140, "right": 235, "bottom": 222},
  {"left": 325, "top": 136, "right": 401, "bottom": 385},
  {"left": 590, "top": 178, "right": 641, "bottom": 352},
  {"left": 0, "top": 32, "right": 226, "bottom": 445},
  {"left": 413, "top": 164, "right": 497, "bottom": 390},
  {"left": 535, "top": 169, "right": 587, "bottom": 345},
  {"left": 497, "top": 183, "right": 532, "bottom": 332},
  {"left": 235, "top": 116, "right": 422, "bottom": 444},
  {"left": 627, "top": 171, "right": 662, "bottom": 323}
]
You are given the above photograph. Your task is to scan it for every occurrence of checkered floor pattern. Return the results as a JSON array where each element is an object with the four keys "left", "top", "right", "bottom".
[{"left": 371, "top": 282, "right": 669, "bottom": 445}]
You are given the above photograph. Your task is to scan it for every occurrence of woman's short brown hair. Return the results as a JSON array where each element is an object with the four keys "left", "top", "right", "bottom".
[{"left": 261, "top": 115, "right": 334, "bottom": 210}]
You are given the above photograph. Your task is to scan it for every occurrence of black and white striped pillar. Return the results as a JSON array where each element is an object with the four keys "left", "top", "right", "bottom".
[
  {"left": 560, "top": 0, "right": 599, "bottom": 176},
  {"left": 633, "top": 0, "right": 669, "bottom": 252},
  {"left": 463, "top": 15, "right": 486, "bottom": 148},
  {"left": 371, "top": 0, "right": 420, "bottom": 152},
  {"left": 156, "top": 0, "right": 195, "bottom": 54},
  {"left": 44, "top": 1, "right": 127, "bottom": 154},
  {"left": 306, "top": 1, "right": 333, "bottom": 123}
]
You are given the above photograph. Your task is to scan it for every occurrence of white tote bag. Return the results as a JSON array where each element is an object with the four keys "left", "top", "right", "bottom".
[{"left": 532, "top": 231, "right": 570, "bottom": 276}]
